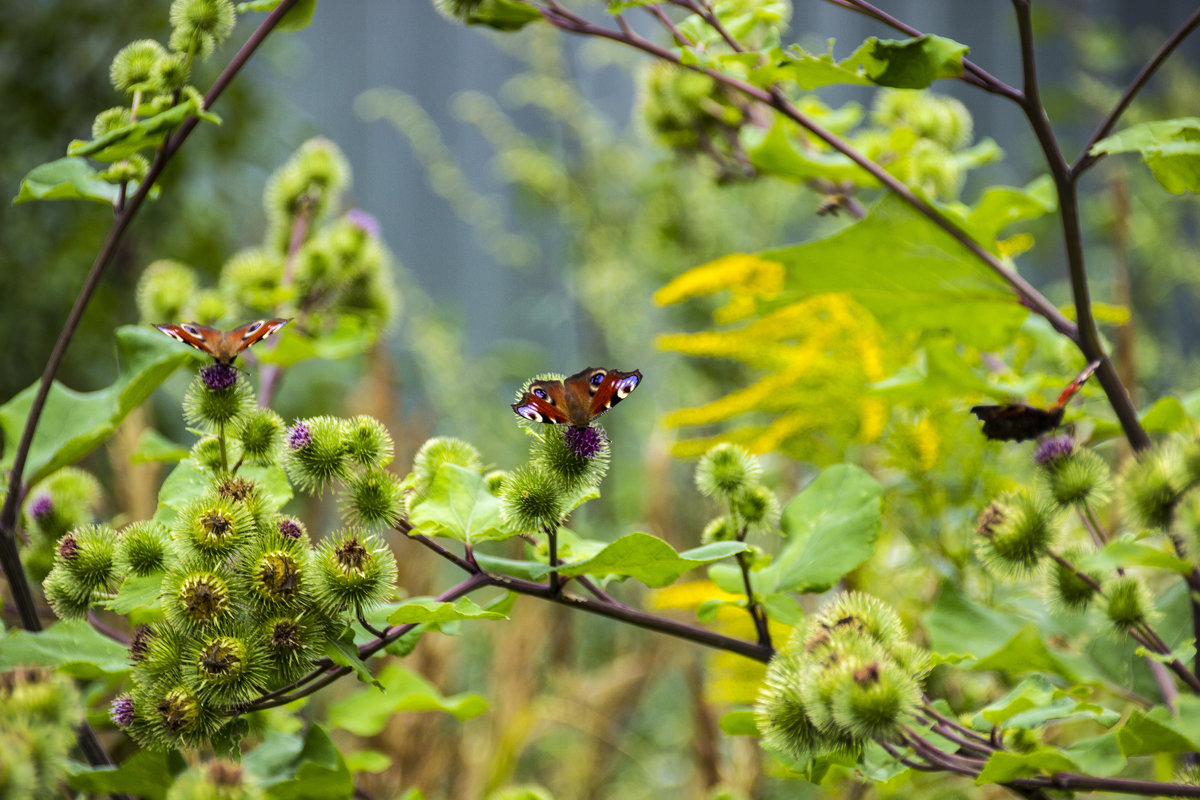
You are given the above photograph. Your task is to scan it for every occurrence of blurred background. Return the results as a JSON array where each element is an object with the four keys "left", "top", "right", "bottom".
[{"left": 3, "top": 1, "right": 1200, "bottom": 797}]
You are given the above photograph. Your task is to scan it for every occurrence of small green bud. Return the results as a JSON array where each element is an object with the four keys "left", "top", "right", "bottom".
[
  {"left": 314, "top": 529, "right": 398, "bottom": 612},
  {"left": 1040, "top": 446, "right": 1112, "bottom": 508},
  {"left": 164, "top": 567, "right": 234, "bottom": 632},
  {"left": 344, "top": 415, "right": 394, "bottom": 468},
  {"left": 149, "top": 684, "right": 214, "bottom": 744},
  {"left": 483, "top": 470, "right": 508, "bottom": 496},
  {"left": 733, "top": 485, "right": 780, "bottom": 532},
  {"left": 1121, "top": 446, "right": 1186, "bottom": 531},
  {"left": 239, "top": 533, "right": 311, "bottom": 611},
  {"left": 55, "top": 524, "right": 116, "bottom": 591},
  {"left": 151, "top": 52, "right": 191, "bottom": 93},
  {"left": 190, "top": 435, "right": 239, "bottom": 473},
  {"left": 173, "top": 496, "right": 253, "bottom": 564},
  {"left": 169, "top": 26, "right": 215, "bottom": 60},
  {"left": 695, "top": 443, "right": 761, "bottom": 499},
  {"left": 214, "top": 475, "right": 271, "bottom": 529},
  {"left": 110, "top": 39, "right": 167, "bottom": 93},
  {"left": 137, "top": 623, "right": 187, "bottom": 688},
  {"left": 1105, "top": 575, "right": 1153, "bottom": 634},
  {"left": 755, "top": 650, "right": 821, "bottom": 760},
  {"left": 116, "top": 521, "right": 171, "bottom": 576},
  {"left": 701, "top": 516, "right": 738, "bottom": 544},
  {"left": 43, "top": 567, "right": 94, "bottom": 620},
  {"left": 259, "top": 613, "right": 324, "bottom": 685},
  {"left": 1048, "top": 547, "right": 1099, "bottom": 613},
  {"left": 263, "top": 137, "right": 350, "bottom": 229},
  {"left": 219, "top": 247, "right": 286, "bottom": 316},
  {"left": 499, "top": 463, "right": 564, "bottom": 533},
  {"left": 812, "top": 592, "right": 906, "bottom": 652},
  {"left": 24, "top": 467, "right": 102, "bottom": 544},
  {"left": 529, "top": 426, "right": 610, "bottom": 494},
  {"left": 191, "top": 289, "right": 228, "bottom": 325},
  {"left": 100, "top": 155, "right": 150, "bottom": 184},
  {"left": 137, "top": 259, "right": 198, "bottom": 324},
  {"left": 185, "top": 630, "right": 268, "bottom": 706},
  {"left": 283, "top": 417, "right": 350, "bottom": 493},
  {"left": 340, "top": 467, "right": 405, "bottom": 530},
  {"left": 432, "top": 0, "right": 486, "bottom": 23},
  {"left": 830, "top": 657, "right": 919, "bottom": 742},
  {"left": 411, "top": 437, "right": 483, "bottom": 500},
  {"left": 229, "top": 408, "right": 283, "bottom": 467},
  {"left": 170, "top": 0, "right": 237, "bottom": 52},
  {"left": 976, "top": 491, "right": 1061, "bottom": 577},
  {"left": 92, "top": 107, "right": 133, "bottom": 139}
]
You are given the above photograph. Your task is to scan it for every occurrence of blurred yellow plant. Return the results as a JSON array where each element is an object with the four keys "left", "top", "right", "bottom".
[{"left": 657, "top": 256, "right": 892, "bottom": 459}]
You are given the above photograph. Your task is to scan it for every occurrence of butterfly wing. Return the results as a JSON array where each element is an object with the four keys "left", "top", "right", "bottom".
[
  {"left": 568, "top": 367, "right": 642, "bottom": 425},
  {"left": 1054, "top": 359, "right": 1102, "bottom": 408},
  {"left": 512, "top": 379, "right": 573, "bottom": 425},
  {"left": 970, "top": 404, "right": 1063, "bottom": 442},
  {"left": 153, "top": 322, "right": 224, "bottom": 360},
  {"left": 222, "top": 318, "right": 292, "bottom": 363}
]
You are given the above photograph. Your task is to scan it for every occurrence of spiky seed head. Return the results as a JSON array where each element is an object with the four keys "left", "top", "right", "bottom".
[
  {"left": 976, "top": 491, "right": 1061, "bottom": 578},
  {"left": 411, "top": 437, "right": 483, "bottom": 501},
  {"left": 499, "top": 463, "right": 565, "bottom": 533},
  {"left": 282, "top": 416, "right": 350, "bottom": 494},
  {"left": 116, "top": 521, "right": 171, "bottom": 576},
  {"left": 695, "top": 443, "right": 762, "bottom": 499},
  {"left": 1105, "top": 575, "right": 1154, "bottom": 634},
  {"left": 344, "top": 416, "right": 394, "bottom": 468},
  {"left": 530, "top": 426, "right": 610, "bottom": 493}
]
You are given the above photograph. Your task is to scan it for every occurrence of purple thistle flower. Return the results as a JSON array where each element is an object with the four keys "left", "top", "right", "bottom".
[
  {"left": 109, "top": 694, "right": 135, "bottom": 728},
  {"left": 200, "top": 363, "right": 238, "bottom": 392},
  {"left": 29, "top": 493, "right": 53, "bottom": 521},
  {"left": 58, "top": 533, "right": 79, "bottom": 560},
  {"left": 278, "top": 518, "right": 303, "bottom": 539},
  {"left": 565, "top": 426, "right": 605, "bottom": 459},
  {"left": 1035, "top": 434, "right": 1074, "bottom": 466},
  {"left": 286, "top": 422, "right": 312, "bottom": 451},
  {"left": 346, "top": 208, "right": 381, "bottom": 238}
]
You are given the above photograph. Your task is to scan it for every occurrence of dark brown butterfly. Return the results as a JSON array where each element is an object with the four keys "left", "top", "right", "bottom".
[
  {"left": 970, "top": 360, "right": 1101, "bottom": 442},
  {"left": 153, "top": 318, "right": 292, "bottom": 366},
  {"left": 512, "top": 367, "right": 643, "bottom": 428}
]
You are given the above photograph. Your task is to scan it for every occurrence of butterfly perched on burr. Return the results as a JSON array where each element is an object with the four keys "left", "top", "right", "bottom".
[
  {"left": 153, "top": 318, "right": 292, "bottom": 366},
  {"left": 970, "top": 360, "right": 1101, "bottom": 442},
  {"left": 512, "top": 367, "right": 643, "bottom": 428}
]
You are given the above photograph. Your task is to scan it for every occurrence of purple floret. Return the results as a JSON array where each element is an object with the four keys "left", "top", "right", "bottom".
[{"left": 565, "top": 426, "right": 605, "bottom": 459}]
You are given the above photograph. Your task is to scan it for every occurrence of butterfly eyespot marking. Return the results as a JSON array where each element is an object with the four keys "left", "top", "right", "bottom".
[
  {"left": 587, "top": 371, "right": 607, "bottom": 394},
  {"left": 182, "top": 325, "right": 200, "bottom": 335},
  {"left": 244, "top": 321, "right": 264, "bottom": 336},
  {"left": 533, "top": 388, "right": 550, "bottom": 401}
]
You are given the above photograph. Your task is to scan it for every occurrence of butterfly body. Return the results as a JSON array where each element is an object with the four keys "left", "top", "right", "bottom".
[
  {"left": 970, "top": 360, "right": 1101, "bottom": 442},
  {"left": 512, "top": 366, "right": 642, "bottom": 428},
  {"left": 154, "top": 318, "right": 292, "bottom": 365}
]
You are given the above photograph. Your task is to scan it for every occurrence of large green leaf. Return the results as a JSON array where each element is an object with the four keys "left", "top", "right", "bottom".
[
  {"left": 1090, "top": 117, "right": 1200, "bottom": 194},
  {"left": 0, "top": 619, "right": 130, "bottom": 679},
  {"left": 520, "top": 532, "right": 747, "bottom": 588},
  {"left": 925, "top": 582, "right": 1022, "bottom": 663},
  {"left": 244, "top": 725, "right": 354, "bottom": 800},
  {"left": 256, "top": 315, "right": 375, "bottom": 366},
  {"left": 0, "top": 326, "right": 192, "bottom": 487},
  {"left": 743, "top": 119, "right": 871, "bottom": 185},
  {"left": 101, "top": 573, "right": 165, "bottom": 615},
  {"left": 154, "top": 460, "right": 292, "bottom": 526},
  {"left": 408, "top": 463, "right": 513, "bottom": 544},
  {"left": 1118, "top": 698, "right": 1200, "bottom": 756},
  {"left": 975, "top": 748, "right": 1078, "bottom": 784},
  {"left": 761, "top": 34, "right": 966, "bottom": 90},
  {"left": 327, "top": 663, "right": 488, "bottom": 736},
  {"left": 67, "top": 750, "right": 187, "bottom": 800},
  {"left": 752, "top": 464, "right": 881, "bottom": 595},
  {"left": 1076, "top": 535, "right": 1194, "bottom": 575},
  {"left": 13, "top": 157, "right": 121, "bottom": 205},
  {"left": 976, "top": 675, "right": 1118, "bottom": 730},
  {"left": 67, "top": 93, "right": 220, "bottom": 163},
  {"left": 324, "top": 628, "right": 382, "bottom": 689},
  {"left": 760, "top": 197, "right": 1028, "bottom": 349},
  {"left": 386, "top": 596, "right": 507, "bottom": 625}
]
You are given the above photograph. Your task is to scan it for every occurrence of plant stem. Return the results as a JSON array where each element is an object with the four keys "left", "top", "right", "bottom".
[{"left": 258, "top": 199, "right": 312, "bottom": 407}]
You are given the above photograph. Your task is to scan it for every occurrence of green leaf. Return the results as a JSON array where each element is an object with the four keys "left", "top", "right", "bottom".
[
  {"left": 766, "top": 34, "right": 966, "bottom": 90},
  {"left": 327, "top": 663, "right": 488, "bottom": 736},
  {"left": 408, "top": 463, "right": 514, "bottom": 544},
  {"left": 386, "top": 597, "right": 507, "bottom": 625},
  {"left": 13, "top": 157, "right": 121, "bottom": 205},
  {"left": 1090, "top": 117, "right": 1200, "bottom": 194},
  {"left": 925, "top": 582, "right": 1021, "bottom": 663},
  {"left": 344, "top": 749, "right": 391, "bottom": 774},
  {"left": 976, "top": 748, "right": 1078, "bottom": 784},
  {"left": 1063, "top": 731, "right": 1126, "bottom": 777},
  {"left": 972, "top": 624, "right": 1084, "bottom": 682},
  {"left": 154, "top": 460, "right": 292, "bottom": 527},
  {"left": 1118, "top": 699, "right": 1200, "bottom": 756},
  {"left": 130, "top": 427, "right": 189, "bottom": 463},
  {"left": 244, "top": 725, "right": 354, "bottom": 800},
  {"left": 743, "top": 119, "right": 871, "bottom": 185},
  {"left": 0, "top": 619, "right": 130, "bottom": 679},
  {"left": 68, "top": 95, "right": 220, "bottom": 163},
  {"left": 963, "top": 176, "right": 1057, "bottom": 245},
  {"left": 1076, "top": 536, "right": 1194, "bottom": 575},
  {"left": 324, "top": 630, "right": 382, "bottom": 689},
  {"left": 101, "top": 573, "right": 165, "bottom": 615},
  {"left": 0, "top": 326, "right": 192, "bottom": 487},
  {"left": 523, "top": 533, "right": 747, "bottom": 588},
  {"left": 976, "top": 675, "right": 1118, "bottom": 729},
  {"left": 463, "top": 0, "right": 542, "bottom": 31},
  {"left": 762, "top": 592, "right": 806, "bottom": 626},
  {"left": 755, "top": 464, "right": 881, "bottom": 594},
  {"left": 67, "top": 749, "right": 187, "bottom": 800},
  {"left": 719, "top": 710, "right": 760, "bottom": 735},
  {"left": 257, "top": 315, "right": 374, "bottom": 366},
  {"left": 761, "top": 196, "right": 1029, "bottom": 349}
]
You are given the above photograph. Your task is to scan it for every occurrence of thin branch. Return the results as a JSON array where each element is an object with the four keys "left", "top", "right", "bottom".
[
  {"left": 1008, "top": 774, "right": 1200, "bottom": 798},
  {"left": 1073, "top": 8, "right": 1200, "bottom": 176}
]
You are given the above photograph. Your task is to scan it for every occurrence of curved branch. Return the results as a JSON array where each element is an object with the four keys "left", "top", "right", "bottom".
[{"left": 1073, "top": 7, "right": 1200, "bottom": 176}]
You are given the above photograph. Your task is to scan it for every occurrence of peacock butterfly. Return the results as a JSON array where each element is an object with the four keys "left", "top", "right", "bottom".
[
  {"left": 970, "top": 360, "right": 1101, "bottom": 442},
  {"left": 512, "top": 367, "right": 642, "bottom": 429},
  {"left": 153, "top": 318, "right": 292, "bottom": 366}
]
